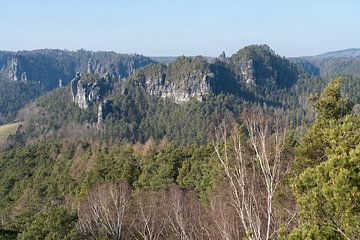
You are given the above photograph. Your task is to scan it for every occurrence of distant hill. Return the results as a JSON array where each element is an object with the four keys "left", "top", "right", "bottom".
[
  {"left": 24, "top": 44, "right": 318, "bottom": 145},
  {"left": 0, "top": 49, "right": 155, "bottom": 90},
  {"left": 150, "top": 56, "right": 178, "bottom": 65},
  {"left": 0, "top": 50, "right": 155, "bottom": 121},
  {"left": 151, "top": 56, "right": 216, "bottom": 65},
  {"left": 291, "top": 48, "right": 360, "bottom": 77},
  {"left": 129, "top": 45, "right": 301, "bottom": 105},
  {"left": 311, "top": 48, "right": 360, "bottom": 59},
  {"left": 2, "top": 44, "right": 360, "bottom": 127}
]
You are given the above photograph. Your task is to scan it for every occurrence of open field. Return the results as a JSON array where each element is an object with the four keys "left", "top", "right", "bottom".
[{"left": 0, "top": 122, "right": 22, "bottom": 142}]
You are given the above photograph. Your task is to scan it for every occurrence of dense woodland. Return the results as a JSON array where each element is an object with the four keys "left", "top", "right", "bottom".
[{"left": 0, "top": 45, "right": 359, "bottom": 239}]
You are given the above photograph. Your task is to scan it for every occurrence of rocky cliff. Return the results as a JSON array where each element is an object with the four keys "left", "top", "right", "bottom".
[
  {"left": 229, "top": 45, "right": 300, "bottom": 88},
  {"left": 1, "top": 55, "right": 28, "bottom": 82},
  {"left": 71, "top": 72, "right": 111, "bottom": 109},
  {"left": 128, "top": 56, "right": 216, "bottom": 103},
  {"left": 0, "top": 49, "right": 155, "bottom": 90},
  {"left": 97, "top": 99, "right": 113, "bottom": 126},
  {"left": 122, "top": 45, "right": 301, "bottom": 104}
]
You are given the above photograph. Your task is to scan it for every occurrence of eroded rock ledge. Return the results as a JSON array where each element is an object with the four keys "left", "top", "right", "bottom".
[{"left": 71, "top": 72, "right": 111, "bottom": 110}]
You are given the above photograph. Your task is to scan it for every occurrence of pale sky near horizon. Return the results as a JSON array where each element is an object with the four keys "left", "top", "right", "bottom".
[{"left": 0, "top": 0, "right": 359, "bottom": 57}]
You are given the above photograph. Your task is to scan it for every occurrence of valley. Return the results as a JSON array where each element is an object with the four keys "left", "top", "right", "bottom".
[{"left": 0, "top": 45, "right": 359, "bottom": 240}]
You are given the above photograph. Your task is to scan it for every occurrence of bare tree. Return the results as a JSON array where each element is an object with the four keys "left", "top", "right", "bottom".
[
  {"left": 77, "top": 181, "right": 131, "bottom": 240},
  {"left": 204, "top": 189, "right": 242, "bottom": 240},
  {"left": 131, "top": 191, "right": 167, "bottom": 240},
  {"left": 214, "top": 108, "right": 288, "bottom": 240},
  {"left": 163, "top": 185, "right": 204, "bottom": 240}
]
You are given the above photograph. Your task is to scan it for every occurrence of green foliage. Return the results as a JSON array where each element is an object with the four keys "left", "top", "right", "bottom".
[
  {"left": 0, "top": 140, "right": 79, "bottom": 211},
  {"left": 341, "top": 75, "right": 360, "bottom": 104},
  {"left": 77, "top": 145, "right": 139, "bottom": 196},
  {"left": 290, "top": 142, "right": 360, "bottom": 239},
  {"left": 0, "top": 49, "right": 155, "bottom": 90},
  {"left": 167, "top": 56, "right": 211, "bottom": 81},
  {"left": 31, "top": 76, "right": 245, "bottom": 145},
  {"left": 0, "top": 228, "right": 18, "bottom": 240},
  {"left": 312, "top": 77, "right": 352, "bottom": 120},
  {"left": 16, "top": 206, "right": 80, "bottom": 240},
  {"left": 176, "top": 145, "right": 221, "bottom": 201},
  {"left": 230, "top": 44, "right": 300, "bottom": 88},
  {"left": 0, "top": 79, "right": 44, "bottom": 121},
  {"left": 294, "top": 78, "right": 353, "bottom": 172},
  {"left": 2, "top": 47, "right": 360, "bottom": 239},
  {"left": 135, "top": 145, "right": 189, "bottom": 190},
  {"left": 132, "top": 144, "right": 221, "bottom": 202},
  {"left": 290, "top": 79, "right": 360, "bottom": 239},
  {"left": 19, "top": 45, "right": 325, "bottom": 145},
  {"left": 37, "top": 86, "right": 97, "bottom": 124},
  {"left": 317, "top": 57, "right": 360, "bottom": 77}
]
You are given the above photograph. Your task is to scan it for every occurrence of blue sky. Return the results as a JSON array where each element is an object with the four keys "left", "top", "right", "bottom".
[{"left": 1, "top": 0, "right": 359, "bottom": 57}]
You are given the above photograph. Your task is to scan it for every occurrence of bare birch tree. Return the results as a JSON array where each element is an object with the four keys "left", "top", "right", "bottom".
[
  {"left": 163, "top": 185, "right": 203, "bottom": 240},
  {"left": 77, "top": 181, "right": 131, "bottom": 240},
  {"left": 204, "top": 190, "right": 242, "bottom": 240},
  {"left": 132, "top": 191, "right": 167, "bottom": 240},
  {"left": 214, "top": 108, "right": 288, "bottom": 240}
]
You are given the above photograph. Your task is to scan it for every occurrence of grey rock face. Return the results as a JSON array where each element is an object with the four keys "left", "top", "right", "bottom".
[
  {"left": 0, "top": 50, "right": 155, "bottom": 90},
  {"left": 87, "top": 58, "right": 104, "bottom": 75},
  {"left": 145, "top": 70, "right": 214, "bottom": 103},
  {"left": 240, "top": 59, "right": 255, "bottom": 84},
  {"left": 71, "top": 72, "right": 81, "bottom": 102},
  {"left": 218, "top": 51, "right": 226, "bottom": 61},
  {"left": 97, "top": 99, "right": 113, "bottom": 125},
  {"left": 71, "top": 72, "right": 111, "bottom": 109},
  {"left": 127, "top": 61, "right": 135, "bottom": 74},
  {"left": 8, "top": 56, "right": 18, "bottom": 81},
  {"left": 75, "top": 80, "right": 90, "bottom": 109},
  {"left": 20, "top": 72, "right": 27, "bottom": 81}
]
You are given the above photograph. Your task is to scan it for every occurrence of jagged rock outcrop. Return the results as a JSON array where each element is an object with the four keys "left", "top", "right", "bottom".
[
  {"left": 87, "top": 58, "right": 104, "bottom": 75},
  {"left": 21, "top": 72, "right": 27, "bottom": 81},
  {"left": 75, "top": 80, "right": 90, "bottom": 109},
  {"left": 97, "top": 100, "right": 113, "bottom": 125},
  {"left": 126, "top": 61, "right": 135, "bottom": 74},
  {"left": 71, "top": 72, "right": 111, "bottom": 109},
  {"left": 8, "top": 56, "right": 18, "bottom": 81},
  {"left": 240, "top": 59, "right": 255, "bottom": 84},
  {"left": 71, "top": 72, "right": 81, "bottom": 102},
  {"left": 230, "top": 44, "right": 299, "bottom": 87},
  {"left": 127, "top": 56, "right": 217, "bottom": 103},
  {"left": 218, "top": 51, "right": 226, "bottom": 61},
  {"left": 0, "top": 50, "right": 155, "bottom": 90},
  {"left": 121, "top": 45, "right": 301, "bottom": 105},
  {"left": 145, "top": 70, "right": 214, "bottom": 103}
]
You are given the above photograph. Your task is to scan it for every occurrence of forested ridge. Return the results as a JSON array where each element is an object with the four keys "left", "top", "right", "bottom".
[{"left": 0, "top": 45, "right": 359, "bottom": 239}]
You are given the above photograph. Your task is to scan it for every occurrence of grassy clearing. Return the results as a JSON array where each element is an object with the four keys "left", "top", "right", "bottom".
[{"left": 0, "top": 122, "right": 22, "bottom": 141}]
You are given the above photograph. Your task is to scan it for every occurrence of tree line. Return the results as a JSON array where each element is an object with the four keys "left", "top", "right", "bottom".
[{"left": 0, "top": 77, "right": 359, "bottom": 239}]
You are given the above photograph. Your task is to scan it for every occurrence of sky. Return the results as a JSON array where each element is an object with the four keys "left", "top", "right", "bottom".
[{"left": 0, "top": 0, "right": 359, "bottom": 57}]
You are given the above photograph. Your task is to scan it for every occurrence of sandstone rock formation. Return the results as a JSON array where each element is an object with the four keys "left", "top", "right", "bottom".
[
  {"left": 71, "top": 72, "right": 81, "bottom": 102},
  {"left": 218, "top": 51, "right": 226, "bottom": 61},
  {"left": 240, "top": 59, "right": 255, "bottom": 84},
  {"left": 128, "top": 57, "right": 217, "bottom": 104},
  {"left": 97, "top": 99, "right": 113, "bottom": 125},
  {"left": 0, "top": 50, "right": 155, "bottom": 90},
  {"left": 8, "top": 56, "right": 18, "bottom": 81},
  {"left": 87, "top": 58, "right": 104, "bottom": 75},
  {"left": 145, "top": 70, "right": 214, "bottom": 103},
  {"left": 21, "top": 72, "right": 27, "bottom": 81},
  {"left": 71, "top": 72, "right": 111, "bottom": 109}
]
